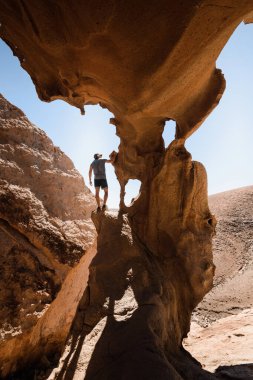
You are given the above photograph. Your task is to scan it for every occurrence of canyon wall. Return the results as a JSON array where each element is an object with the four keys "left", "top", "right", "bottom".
[
  {"left": 0, "top": 1, "right": 253, "bottom": 379},
  {"left": 0, "top": 94, "right": 96, "bottom": 377}
]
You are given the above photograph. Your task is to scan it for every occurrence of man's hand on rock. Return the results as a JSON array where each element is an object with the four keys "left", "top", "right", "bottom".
[{"left": 109, "top": 151, "right": 118, "bottom": 163}]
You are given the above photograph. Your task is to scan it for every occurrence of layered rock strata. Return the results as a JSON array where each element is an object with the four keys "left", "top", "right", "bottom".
[
  {"left": 0, "top": 1, "right": 253, "bottom": 379},
  {"left": 0, "top": 95, "right": 96, "bottom": 377}
]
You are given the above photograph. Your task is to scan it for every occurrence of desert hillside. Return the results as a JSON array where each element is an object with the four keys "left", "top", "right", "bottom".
[
  {"left": 193, "top": 185, "right": 253, "bottom": 326},
  {"left": 184, "top": 186, "right": 253, "bottom": 376}
]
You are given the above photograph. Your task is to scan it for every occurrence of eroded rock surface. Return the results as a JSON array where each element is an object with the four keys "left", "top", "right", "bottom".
[
  {"left": 0, "top": 94, "right": 96, "bottom": 376},
  {"left": 185, "top": 308, "right": 253, "bottom": 377}
]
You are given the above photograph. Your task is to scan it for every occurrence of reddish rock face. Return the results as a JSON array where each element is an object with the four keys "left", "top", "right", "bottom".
[{"left": 0, "top": 1, "right": 253, "bottom": 379}]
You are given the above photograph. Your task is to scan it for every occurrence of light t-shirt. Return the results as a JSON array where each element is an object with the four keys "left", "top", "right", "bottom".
[{"left": 91, "top": 159, "right": 107, "bottom": 179}]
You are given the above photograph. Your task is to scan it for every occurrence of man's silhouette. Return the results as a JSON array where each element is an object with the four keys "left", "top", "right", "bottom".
[{"left": 89, "top": 152, "right": 116, "bottom": 211}]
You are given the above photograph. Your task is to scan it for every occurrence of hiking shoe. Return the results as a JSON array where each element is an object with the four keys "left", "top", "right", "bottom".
[
  {"left": 102, "top": 205, "right": 107, "bottom": 211},
  {"left": 97, "top": 207, "right": 101, "bottom": 212}
]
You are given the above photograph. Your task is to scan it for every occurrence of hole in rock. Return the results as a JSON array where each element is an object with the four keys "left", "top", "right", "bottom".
[
  {"left": 124, "top": 179, "right": 141, "bottom": 207},
  {"left": 0, "top": 38, "right": 121, "bottom": 209},
  {"left": 162, "top": 119, "right": 176, "bottom": 148}
]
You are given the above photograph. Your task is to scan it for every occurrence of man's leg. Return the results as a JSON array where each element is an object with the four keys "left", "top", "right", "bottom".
[
  {"left": 95, "top": 187, "right": 101, "bottom": 208},
  {"left": 103, "top": 187, "right": 108, "bottom": 208}
]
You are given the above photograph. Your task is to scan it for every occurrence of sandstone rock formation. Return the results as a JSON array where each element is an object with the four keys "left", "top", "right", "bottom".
[
  {"left": 41, "top": 187, "right": 253, "bottom": 379},
  {"left": 0, "top": 94, "right": 96, "bottom": 377},
  {"left": 194, "top": 186, "right": 253, "bottom": 326},
  {"left": 0, "top": 1, "right": 253, "bottom": 379}
]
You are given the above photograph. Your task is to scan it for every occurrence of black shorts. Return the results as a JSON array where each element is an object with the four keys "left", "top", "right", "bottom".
[{"left": 94, "top": 179, "right": 108, "bottom": 189}]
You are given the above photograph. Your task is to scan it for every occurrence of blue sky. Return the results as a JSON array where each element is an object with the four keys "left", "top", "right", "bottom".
[{"left": 0, "top": 22, "right": 252, "bottom": 209}]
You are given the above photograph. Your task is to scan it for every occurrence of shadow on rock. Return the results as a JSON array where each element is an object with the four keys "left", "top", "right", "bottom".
[{"left": 215, "top": 364, "right": 253, "bottom": 379}]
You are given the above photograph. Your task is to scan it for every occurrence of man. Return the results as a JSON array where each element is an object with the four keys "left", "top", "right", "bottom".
[{"left": 89, "top": 152, "right": 116, "bottom": 211}]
